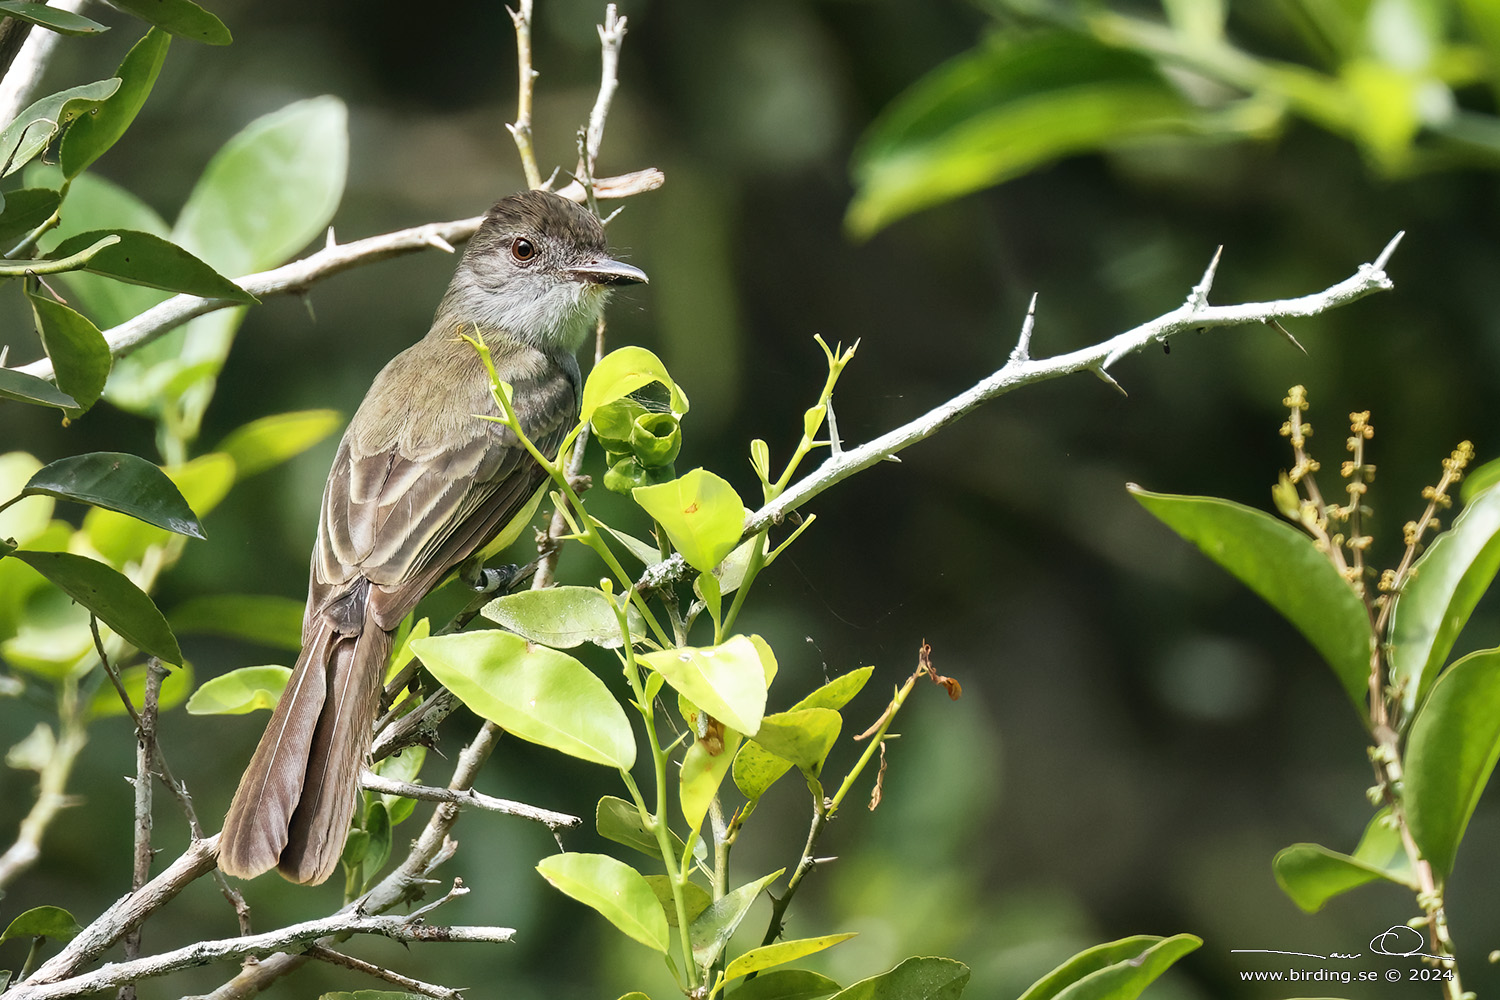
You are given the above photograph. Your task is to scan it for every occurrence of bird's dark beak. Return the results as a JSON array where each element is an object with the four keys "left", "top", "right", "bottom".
[{"left": 568, "top": 257, "right": 648, "bottom": 286}]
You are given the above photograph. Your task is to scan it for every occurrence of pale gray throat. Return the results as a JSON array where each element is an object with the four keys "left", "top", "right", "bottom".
[{"left": 439, "top": 271, "right": 608, "bottom": 354}]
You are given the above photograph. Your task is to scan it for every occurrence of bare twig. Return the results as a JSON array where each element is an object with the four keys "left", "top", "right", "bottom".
[
  {"left": 506, "top": 0, "right": 542, "bottom": 189},
  {"left": 743, "top": 234, "right": 1405, "bottom": 534},
  {"left": 359, "top": 771, "right": 580, "bottom": 830},
  {"left": 21, "top": 838, "right": 221, "bottom": 986},
  {"left": 12, "top": 168, "right": 663, "bottom": 384},
  {"left": 118, "top": 661, "right": 166, "bottom": 999},
  {"left": 306, "top": 945, "right": 465, "bottom": 1000},
  {"left": 7, "top": 913, "right": 513, "bottom": 1000}
]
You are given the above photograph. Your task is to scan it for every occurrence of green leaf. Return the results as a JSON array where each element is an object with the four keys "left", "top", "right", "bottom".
[
  {"left": 49, "top": 230, "right": 257, "bottom": 303},
  {"left": 726, "top": 934, "right": 858, "bottom": 984},
  {"left": 0, "top": 1, "right": 108, "bottom": 35},
  {"left": 33, "top": 172, "right": 170, "bottom": 353},
  {"left": 638, "top": 635, "right": 768, "bottom": 736},
  {"left": 597, "top": 795, "right": 692, "bottom": 862},
  {"left": 107, "top": 0, "right": 231, "bottom": 44},
  {"left": 60, "top": 28, "right": 169, "bottom": 177},
  {"left": 1405, "top": 648, "right": 1500, "bottom": 878},
  {"left": 641, "top": 874, "right": 712, "bottom": 927},
  {"left": 1017, "top": 934, "right": 1201, "bottom": 1000},
  {"left": 7, "top": 722, "right": 57, "bottom": 771},
  {"left": 1273, "top": 810, "right": 1416, "bottom": 913},
  {"left": 848, "top": 33, "right": 1221, "bottom": 237},
  {"left": 480, "top": 585, "right": 644, "bottom": 649},
  {"left": 216, "top": 409, "right": 341, "bottom": 479},
  {"left": 84, "top": 453, "right": 234, "bottom": 567},
  {"left": 0, "top": 188, "right": 60, "bottom": 246},
  {"left": 1389, "top": 485, "right": 1500, "bottom": 721},
  {"left": 1130, "top": 486, "right": 1371, "bottom": 712},
  {"left": 170, "top": 594, "right": 303, "bottom": 650},
  {"left": 30, "top": 290, "right": 111, "bottom": 414},
  {"left": 0, "top": 366, "right": 76, "bottom": 410},
  {"left": 633, "top": 469, "right": 745, "bottom": 574},
  {"left": 185, "top": 665, "right": 290, "bottom": 714},
  {"left": 22, "top": 451, "right": 205, "bottom": 538},
  {"left": 132, "top": 97, "right": 346, "bottom": 432},
  {"left": 536, "top": 852, "right": 669, "bottom": 953},
  {"left": 374, "top": 746, "right": 426, "bottom": 826},
  {"left": 0, "top": 906, "right": 81, "bottom": 944},
  {"left": 1460, "top": 455, "right": 1500, "bottom": 504},
  {"left": 734, "top": 667, "right": 872, "bottom": 800},
  {"left": 680, "top": 727, "right": 741, "bottom": 831},
  {"left": 88, "top": 660, "right": 193, "bottom": 718},
  {"left": 413, "top": 630, "right": 635, "bottom": 768},
  {"left": 830, "top": 957, "right": 970, "bottom": 1000},
  {"left": 580, "top": 345, "right": 689, "bottom": 423},
  {"left": 728, "top": 970, "right": 842, "bottom": 1000},
  {"left": 748, "top": 708, "right": 842, "bottom": 774},
  {"left": 690, "top": 869, "right": 785, "bottom": 968},
  {"left": 174, "top": 96, "right": 347, "bottom": 278},
  {"left": 0, "top": 78, "right": 120, "bottom": 178},
  {"left": 8, "top": 550, "right": 181, "bottom": 664}
]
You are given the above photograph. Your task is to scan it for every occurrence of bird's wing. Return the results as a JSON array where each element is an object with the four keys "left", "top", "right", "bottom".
[{"left": 313, "top": 340, "right": 578, "bottom": 632}]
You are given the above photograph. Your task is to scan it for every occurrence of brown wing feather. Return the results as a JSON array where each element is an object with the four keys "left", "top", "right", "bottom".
[{"left": 221, "top": 329, "right": 578, "bottom": 884}]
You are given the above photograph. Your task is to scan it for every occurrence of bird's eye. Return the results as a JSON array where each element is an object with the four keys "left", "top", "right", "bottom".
[{"left": 511, "top": 237, "right": 536, "bottom": 262}]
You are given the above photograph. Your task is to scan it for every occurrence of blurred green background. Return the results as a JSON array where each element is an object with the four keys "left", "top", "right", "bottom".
[{"left": 4, "top": 0, "right": 1500, "bottom": 997}]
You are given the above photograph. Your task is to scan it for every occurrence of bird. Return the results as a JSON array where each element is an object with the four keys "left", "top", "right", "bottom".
[{"left": 218, "top": 190, "right": 647, "bottom": 885}]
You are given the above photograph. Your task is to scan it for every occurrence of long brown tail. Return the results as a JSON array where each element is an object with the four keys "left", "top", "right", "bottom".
[{"left": 218, "top": 609, "right": 391, "bottom": 885}]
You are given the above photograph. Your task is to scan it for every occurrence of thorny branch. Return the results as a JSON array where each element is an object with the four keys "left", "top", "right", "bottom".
[{"left": 743, "top": 233, "right": 1405, "bottom": 535}]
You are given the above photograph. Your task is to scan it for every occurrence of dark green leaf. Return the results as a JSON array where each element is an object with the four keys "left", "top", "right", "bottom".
[
  {"left": 9, "top": 550, "right": 181, "bottom": 664},
  {"left": 1405, "top": 648, "right": 1500, "bottom": 878},
  {"left": 728, "top": 970, "right": 842, "bottom": 1000},
  {"left": 1130, "top": 486, "right": 1371, "bottom": 712},
  {"left": 170, "top": 594, "right": 302, "bottom": 650},
  {"left": 1273, "top": 811, "right": 1416, "bottom": 912},
  {"left": 848, "top": 33, "right": 1219, "bottom": 236},
  {"left": 216, "top": 409, "right": 341, "bottom": 479},
  {"left": 108, "top": 0, "right": 231, "bottom": 44},
  {"left": 50, "top": 230, "right": 257, "bottom": 303},
  {"left": 29, "top": 291, "right": 110, "bottom": 414},
  {"left": 32, "top": 168, "right": 171, "bottom": 340},
  {"left": 830, "top": 957, "right": 970, "bottom": 1000},
  {"left": 361, "top": 800, "right": 392, "bottom": 887},
  {"left": 22, "top": 451, "right": 205, "bottom": 538},
  {"left": 0, "top": 366, "right": 75, "bottom": 409},
  {"left": 1389, "top": 485, "right": 1500, "bottom": 721},
  {"left": 0, "top": 1, "right": 107, "bottom": 34},
  {"left": 1017, "top": 935, "right": 1200, "bottom": 1000},
  {"left": 185, "top": 665, "right": 290, "bottom": 714},
  {"left": 0, "top": 79, "right": 120, "bottom": 177},
  {"left": 0, "top": 906, "right": 81, "bottom": 943},
  {"left": 0, "top": 188, "right": 60, "bottom": 246},
  {"left": 60, "top": 28, "right": 169, "bottom": 177},
  {"left": 597, "top": 795, "right": 692, "bottom": 862},
  {"left": 690, "top": 870, "right": 784, "bottom": 968}
]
